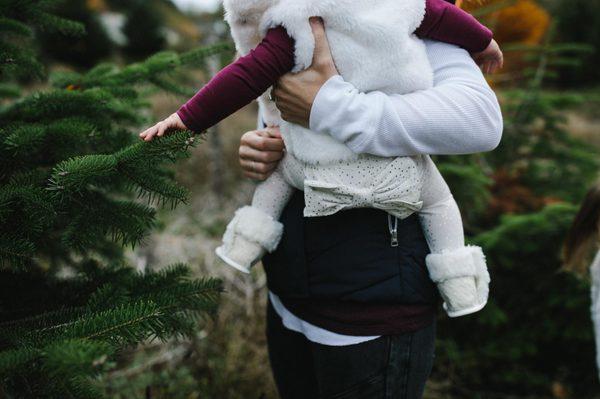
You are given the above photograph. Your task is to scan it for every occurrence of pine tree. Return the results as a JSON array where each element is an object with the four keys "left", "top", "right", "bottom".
[
  {"left": 122, "top": 0, "right": 167, "bottom": 60},
  {"left": 0, "top": 1, "right": 232, "bottom": 396}
]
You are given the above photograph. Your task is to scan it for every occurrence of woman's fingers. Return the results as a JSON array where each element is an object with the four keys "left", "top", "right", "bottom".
[
  {"left": 240, "top": 158, "right": 278, "bottom": 181},
  {"left": 238, "top": 129, "right": 285, "bottom": 180},
  {"left": 243, "top": 170, "right": 270, "bottom": 181},
  {"left": 241, "top": 130, "right": 285, "bottom": 152},
  {"left": 239, "top": 145, "right": 284, "bottom": 163},
  {"left": 240, "top": 158, "right": 278, "bottom": 174}
]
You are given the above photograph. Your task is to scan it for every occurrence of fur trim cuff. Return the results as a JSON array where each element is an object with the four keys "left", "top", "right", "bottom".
[
  {"left": 426, "top": 246, "right": 485, "bottom": 283},
  {"left": 230, "top": 206, "right": 283, "bottom": 252}
]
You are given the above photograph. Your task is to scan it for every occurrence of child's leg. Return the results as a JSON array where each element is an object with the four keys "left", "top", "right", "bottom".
[
  {"left": 216, "top": 161, "right": 295, "bottom": 273},
  {"left": 418, "top": 155, "right": 490, "bottom": 317}
]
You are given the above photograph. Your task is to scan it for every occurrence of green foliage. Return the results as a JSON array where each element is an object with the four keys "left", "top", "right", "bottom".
[
  {"left": 37, "top": 0, "right": 114, "bottom": 68},
  {"left": 433, "top": 27, "right": 600, "bottom": 397},
  {"left": 436, "top": 205, "right": 597, "bottom": 395},
  {"left": 0, "top": 0, "right": 85, "bottom": 80},
  {"left": 122, "top": 0, "right": 167, "bottom": 60},
  {"left": 0, "top": 2, "right": 233, "bottom": 397},
  {"left": 551, "top": 0, "right": 600, "bottom": 86},
  {"left": 0, "top": 263, "right": 223, "bottom": 397}
]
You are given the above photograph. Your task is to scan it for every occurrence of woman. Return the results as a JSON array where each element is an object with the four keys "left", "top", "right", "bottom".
[
  {"left": 564, "top": 182, "right": 600, "bottom": 381},
  {"left": 238, "top": 19, "right": 503, "bottom": 399}
]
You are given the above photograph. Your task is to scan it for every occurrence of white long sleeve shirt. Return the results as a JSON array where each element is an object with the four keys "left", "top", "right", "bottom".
[
  {"left": 309, "top": 39, "right": 503, "bottom": 157},
  {"left": 265, "top": 39, "right": 504, "bottom": 346}
]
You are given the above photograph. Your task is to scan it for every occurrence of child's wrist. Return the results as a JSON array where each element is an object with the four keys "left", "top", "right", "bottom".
[{"left": 175, "top": 108, "right": 197, "bottom": 133}]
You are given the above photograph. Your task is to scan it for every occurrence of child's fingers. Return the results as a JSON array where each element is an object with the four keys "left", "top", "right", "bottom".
[
  {"left": 144, "top": 126, "right": 158, "bottom": 142},
  {"left": 139, "top": 126, "right": 152, "bottom": 138},
  {"left": 157, "top": 122, "right": 168, "bottom": 137},
  {"left": 482, "top": 62, "right": 488, "bottom": 74}
]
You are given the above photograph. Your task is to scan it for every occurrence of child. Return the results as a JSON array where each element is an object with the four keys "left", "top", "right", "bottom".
[
  {"left": 564, "top": 182, "right": 600, "bottom": 379},
  {"left": 140, "top": 0, "right": 500, "bottom": 317}
]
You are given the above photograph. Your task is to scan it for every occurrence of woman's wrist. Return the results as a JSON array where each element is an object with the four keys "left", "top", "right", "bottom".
[{"left": 308, "top": 74, "right": 350, "bottom": 133}]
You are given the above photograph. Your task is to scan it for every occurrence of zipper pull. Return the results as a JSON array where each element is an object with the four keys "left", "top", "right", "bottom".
[{"left": 388, "top": 214, "right": 399, "bottom": 247}]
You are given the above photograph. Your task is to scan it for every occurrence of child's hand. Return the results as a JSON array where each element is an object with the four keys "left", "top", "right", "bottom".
[
  {"left": 472, "top": 39, "right": 504, "bottom": 74},
  {"left": 139, "top": 113, "right": 187, "bottom": 142}
]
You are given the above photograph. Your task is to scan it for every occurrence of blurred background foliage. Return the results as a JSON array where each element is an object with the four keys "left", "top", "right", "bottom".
[{"left": 0, "top": 0, "right": 598, "bottom": 397}]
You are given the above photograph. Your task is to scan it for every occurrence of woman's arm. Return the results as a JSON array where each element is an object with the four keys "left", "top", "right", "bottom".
[{"left": 273, "top": 39, "right": 503, "bottom": 157}]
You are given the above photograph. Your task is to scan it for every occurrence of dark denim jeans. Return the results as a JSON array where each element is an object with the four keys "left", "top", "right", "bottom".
[{"left": 266, "top": 299, "right": 436, "bottom": 399}]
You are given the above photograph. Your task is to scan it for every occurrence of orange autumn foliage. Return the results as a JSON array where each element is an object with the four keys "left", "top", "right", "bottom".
[
  {"left": 86, "top": 0, "right": 108, "bottom": 12},
  {"left": 458, "top": 0, "right": 551, "bottom": 83},
  {"left": 459, "top": 0, "right": 550, "bottom": 45}
]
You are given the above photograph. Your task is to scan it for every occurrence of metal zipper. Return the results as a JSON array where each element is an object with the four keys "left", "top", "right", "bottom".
[{"left": 388, "top": 214, "right": 398, "bottom": 247}]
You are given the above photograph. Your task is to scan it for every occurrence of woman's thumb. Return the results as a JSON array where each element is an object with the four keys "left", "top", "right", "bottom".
[{"left": 309, "top": 17, "right": 333, "bottom": 67}]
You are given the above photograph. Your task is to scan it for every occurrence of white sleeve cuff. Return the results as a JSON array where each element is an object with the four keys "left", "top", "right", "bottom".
[{"left": 309, "top": 75, "right": 355, "bottom": 133}]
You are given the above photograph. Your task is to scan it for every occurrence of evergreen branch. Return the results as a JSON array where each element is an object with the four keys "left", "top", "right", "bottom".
[
  {"left": 16, "top": 278, "right": 221, "bottom": 346},
  {"left": 179, "top": 42, "right": 234, "bottom": 66},
  {"left": 43, "top": 338, "right": 114, "bottom": 379},
  {"left": 4, "top": 123, "right": 46, "bottom": 157},
  {"left": 0, "top": 306, "right": 87, "bottom": 342},
  {"left": 54, "top": 43, "right": 233, "bottom": 90},
  {"left": 0, "top": 347, "right": 38, "bottom": 375},
  {"left": 0, "top": 40, "right": 44, "bottom": 79},
  {"left": 0, "top": 83, "right": 20, "bottom": 98},
  {"left": 124, "top": 167, "right": 190, "bottom": 209},
  {"left": 60, "top": 194, "right": 156, "bottom": 251},
  {"left": 115, "top": 130, "right": 198, "bottom": 164},
  {"left": 0, "top": 17, "right": 32, "bottom": 37},
  {"left": 1, "top": 89, "right": 140, "bottom": 127},
  {"left": 0, "top": 234, "right": 35, "bottom": 269},
  {"left": 0, "top": 184, "right": 56, "bottom": 247},
  {"left": 149, "top": 75, "right": 195, "bottom": 97},
  {"left": 63, "top": 301, "right": 184, "bottom": 344},
  {"left": 33, "top": 12, "right": 85, "bottom": 37},
  {"left": 48, "top": 154, "right": 118, "bottom": 193}
]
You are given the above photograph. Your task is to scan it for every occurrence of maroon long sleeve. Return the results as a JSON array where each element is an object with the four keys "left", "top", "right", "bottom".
[
  {"left": 177, "top": 26, "right": 295, "bottom": 133},
  {"left": 178, "top": 1, "right": 493, "bottom": 133},
  {"left": 416, "top": 0, "right": 493, "bottom": 53}
]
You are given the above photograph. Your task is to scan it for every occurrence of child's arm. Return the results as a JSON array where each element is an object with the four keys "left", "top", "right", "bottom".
[
  {"left": 417, "top": 0, "right": 503, "bottom": 73},
  {"left": 417, "top": 0, "right": 492, "bottom": 53},
  {"left": 140, "top": 26, "right": 295, "bottom": 142}
]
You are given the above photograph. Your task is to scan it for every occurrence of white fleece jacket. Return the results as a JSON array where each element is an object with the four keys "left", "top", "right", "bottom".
[{"left": 224, "top": 0, "right": 433, "bottom": 164}]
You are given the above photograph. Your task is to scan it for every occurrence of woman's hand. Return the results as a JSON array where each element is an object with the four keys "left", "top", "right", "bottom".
[
  {"left": 239, "top": 127, "right": 285, "bottom": 180},
  {"left": 271, "top": 17, "right": 339, "bottom": 128},
  {"left": 139, "top": 113, "right": 188, "bottom": 142}
]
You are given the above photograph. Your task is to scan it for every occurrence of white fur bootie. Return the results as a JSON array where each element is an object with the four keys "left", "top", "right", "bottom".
[
  {"left": 215, "top": 206, "right": 284, "bottom": 274},
  {"left": 426, "top": 246, "right": 490, "bottom": 318}
]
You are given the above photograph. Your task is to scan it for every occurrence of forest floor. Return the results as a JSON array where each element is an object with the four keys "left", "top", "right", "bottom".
[{"left": 113, "top": 91, "right": 600, "bottom": 399}]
